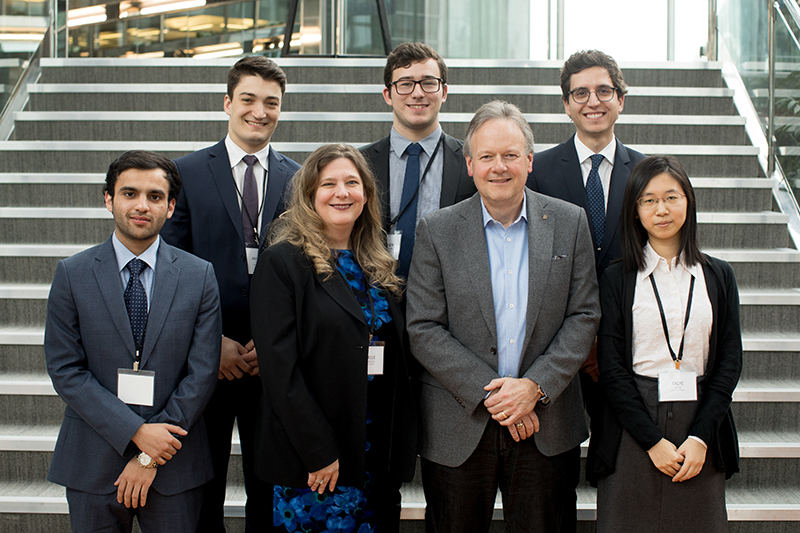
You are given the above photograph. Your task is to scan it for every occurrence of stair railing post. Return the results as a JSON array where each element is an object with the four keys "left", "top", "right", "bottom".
[{"left": 769, "top": 0, "right": 777, "bottom": 177}]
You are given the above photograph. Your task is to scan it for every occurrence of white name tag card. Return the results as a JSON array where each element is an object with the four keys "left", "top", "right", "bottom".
[
  {"left": 246, "top": 247, "right": 259, "bottom": 275},
  {"left": 658, "top": 370, "right": 697, "bottom": 402},
  {"left": 117, "top": 368, "right": 155, "bottom": 406},
  {"left": 387, "top": 232, "right": 402, "bottom": 261},
  {"left": 368, "top": 342, "right": 385, "bottom": 375}
]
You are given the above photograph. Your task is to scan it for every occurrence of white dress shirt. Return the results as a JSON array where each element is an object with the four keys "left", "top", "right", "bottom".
[
  {"left": 225, "top": 135, "right": 270, "bottom": 237},
  {"left": 574, "top": 135, "right": 616, "bottom": 209}
]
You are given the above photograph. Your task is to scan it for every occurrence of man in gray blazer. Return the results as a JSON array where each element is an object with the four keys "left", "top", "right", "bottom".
[
  {"left": 407, "top": 101, "right": 600, "bottom": 533},
  {"left": 46, "top": 151, "right": 222, "bottom": 533},
  {"left": 360, "top": 42, "right": 476, "bottom": 280}
]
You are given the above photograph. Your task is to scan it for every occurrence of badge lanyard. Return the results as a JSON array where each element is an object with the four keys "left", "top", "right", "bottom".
[
  {"left": 232, "top": 164, "right": 269, "bottom": 246},
  {"left": 388, "top": 133, "right": 444, "bottom": 230},
  {"left": 649, "top": 274, "right": 696, "bottom": 370}
]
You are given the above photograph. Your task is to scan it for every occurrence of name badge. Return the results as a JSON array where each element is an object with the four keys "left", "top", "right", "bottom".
[
  {"left": 387, "top": 231, "right": 402, "bottom": 261},
  {"left": 117, "top": 368, "right": 155, "bottom": 406},
  {"left": 246, "top": 247, "right": 259, "bottom": 275},
  {"left": 368, "top": 341, "right": 385, "bottom": 375},
  {"left": 658, "top": 370, "right": 697, "bottom": 402}
]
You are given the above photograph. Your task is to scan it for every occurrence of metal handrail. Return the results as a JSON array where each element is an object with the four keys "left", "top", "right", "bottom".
[{"left": 0, "top": 26, "right": 49, "bottom": 140}]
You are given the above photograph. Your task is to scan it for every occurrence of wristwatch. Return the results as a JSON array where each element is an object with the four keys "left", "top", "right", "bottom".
[
  {"left": 537, "top": 383, "right": 550, "bottom": 405},
  {"left": 137, "top": 451, "right": 158, "bottom": 469}
]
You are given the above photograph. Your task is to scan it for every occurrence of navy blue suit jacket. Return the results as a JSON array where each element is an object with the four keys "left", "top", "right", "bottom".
[
  {"left": 527, "top": 136, "right": 646, "bottom": 276},
  {"left": 46, "top": 237, "right": 222, "bottom": 495},
  {"left": 160, "top": 139, "right": 300, "bottom": 343}
]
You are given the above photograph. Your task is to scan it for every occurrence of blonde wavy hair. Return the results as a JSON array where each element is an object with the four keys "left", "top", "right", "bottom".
[{"left": 270, "top": 144, "right": 403, "bottom": 297}]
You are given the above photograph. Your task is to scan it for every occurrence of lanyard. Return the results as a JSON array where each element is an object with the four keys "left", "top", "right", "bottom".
[
  {"left": 389, "top": 133, "right": 444, "bottom": 229},
  {"left": 649, "top": 274, "right": 695, "bottom": 370},
  {"left": 232, "top": 163, "right": 269, "bottom": 246},
  {"left": 132, "top": 319, "right": 149, "bottom": 372}
]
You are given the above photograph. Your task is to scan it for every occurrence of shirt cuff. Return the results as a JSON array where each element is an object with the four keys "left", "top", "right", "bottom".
[{"left": 688, "top": 435, "right": 707, "bottom": 448}]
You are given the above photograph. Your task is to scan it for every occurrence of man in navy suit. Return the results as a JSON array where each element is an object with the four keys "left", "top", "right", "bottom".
[
  {"left": 46, "top": 150, "right": 222, "bottom": 533},
  {"left": 360, "top": 42, "right": 476, "bottom": 280},
  {"left": 160, "top": 56, "right": 300, "bottom": 532},
  {"left": 527, "top": 49, "right": 645, "bottom": 278}
]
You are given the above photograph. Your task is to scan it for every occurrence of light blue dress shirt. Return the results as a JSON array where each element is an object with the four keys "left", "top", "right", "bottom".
[
  {"left": 481, "top": 195, "right": 529, "bottom": 378},
  {"left": 388, "top": 125, "right": 445, "bottom": 226},
  {"left": 112, "top": 232, "right": 159, "bottom": 312}
]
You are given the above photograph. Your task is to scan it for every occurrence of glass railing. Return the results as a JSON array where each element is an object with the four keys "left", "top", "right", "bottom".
[{"left": 719, "top": 0, "right": 800, "bottom": 209}]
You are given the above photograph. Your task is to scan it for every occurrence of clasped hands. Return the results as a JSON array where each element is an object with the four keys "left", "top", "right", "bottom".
[
  {"left": 220, "top": 337, "right": 259, "bottom": 379},
  {"left": 647, "top": 437, "right": 707, "bottom": 482},
  {"left": 114, "top": 422, "right": 187, "bottom": 509},
  {"left": 483, "top": 377, "right": 541, "bottom": 442}
]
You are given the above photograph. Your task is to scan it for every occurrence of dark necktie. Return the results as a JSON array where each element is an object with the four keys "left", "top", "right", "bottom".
[
  {"left": 124, "top": 258, "right": 147, "bottom": 349},
  {"left": 242, "top": 155, "right": 259, "bottom": 247},
  {"left": 396, "top": 143, "right": 423, "bottom": 279},
  {"left": 585, "top": 153, "right": 605, "bottom": 251}
]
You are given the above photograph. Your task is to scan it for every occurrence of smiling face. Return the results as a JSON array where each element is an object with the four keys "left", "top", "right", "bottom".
[
  {"left": 314, "top": 158, "right": 367, "bottom": 249},
  {"left": 224, "top": 75, "right": 282, "bottom": 154},
  {"left": 105, "top": 167, "right": 175, "bottom": 255},
  {"left": 382, "top": 58, "right": 448, "bottom": 142},
  {"left": 564, "top": 66, "right": 624, "bottom": 151},
  {"left": 466, "top": 118, "right": 533, "bottom": 227},
  {"left": 636, "top": 172, "right": 687, "bottom": 256}
]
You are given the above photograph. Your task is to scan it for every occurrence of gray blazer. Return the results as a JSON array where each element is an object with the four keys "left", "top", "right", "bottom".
[
  {"left": 406, "top": 189, "right": 600, "bottom": 467},
  {"left": 45, "top": 236, "right": 222, "bottom": 495}
]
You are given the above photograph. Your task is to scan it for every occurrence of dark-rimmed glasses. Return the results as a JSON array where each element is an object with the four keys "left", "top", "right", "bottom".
[
  {"left": 389, "top": 77, "right": 444, "bottom": 95},
  {"left": 567, "top": 86, "right": 618, "bottom": 104},
  {"left": 636, "top": 194, "right": 687, "bottom": 210}
]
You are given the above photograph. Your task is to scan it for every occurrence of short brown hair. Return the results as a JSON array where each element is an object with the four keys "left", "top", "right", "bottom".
[
  {"left": 560, "top": 50, "right": 627, "bottom": 102},
  {"left": 227, "top": 56, "right": 287, "bottom": 98},
  {"left": 384, "top": 42, "right": 447, "bottom": 86}
]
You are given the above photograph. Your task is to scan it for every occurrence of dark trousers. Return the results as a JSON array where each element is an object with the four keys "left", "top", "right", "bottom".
[
  {"left": 197, "top": 374, "right": 270, "bottom": 533},
  {"left": 66, "top": 485, "right": 202, "bottom": 533},
  {"left": 421, "top": 421, "right": 580, "bottom": 533}
]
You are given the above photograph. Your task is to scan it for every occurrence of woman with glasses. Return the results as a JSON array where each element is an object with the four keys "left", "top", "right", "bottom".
[
  {"left": 250, "top": 144, "right": 417, "bottom": 533},
  {"left": 588, "top": 155, "right": 741, "bottom": 532}
]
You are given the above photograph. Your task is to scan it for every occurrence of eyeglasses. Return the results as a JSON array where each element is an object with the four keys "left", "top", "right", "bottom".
[
  {"left": 636, "top": 194, "right": 687, "bottom": 209},
  {"left": 567, "top": 86, "right": 618, "bottom": 104},
  {"left": 389, "top": 77, "right": 444, "bottom": 95}
]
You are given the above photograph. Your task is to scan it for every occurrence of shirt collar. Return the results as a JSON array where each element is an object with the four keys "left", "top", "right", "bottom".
[
  {"left": 112, "top": 232, "right": 160, "bottom": 274},
  {"left": 574, "top": 134, "right": 617, "bottom": 167},
  {"left": 481, "top": 192, "right": 528, "bottom": 228},
  {"left": 390, "top": 125, "right": 443, "bottom": 157},
  {"left": 639, "top": 241, "right": 700, "bottom": 281},
  {"left": 225, "top": 134, "right": 271, "bottom": 171}
]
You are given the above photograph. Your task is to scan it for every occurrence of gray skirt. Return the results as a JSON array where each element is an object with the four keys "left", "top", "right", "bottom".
[{"left": 596, "top": 375, "right": 727, "bottom": 533}]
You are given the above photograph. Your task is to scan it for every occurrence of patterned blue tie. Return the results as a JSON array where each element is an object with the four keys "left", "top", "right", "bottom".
[
  {"left": 124, "top": 258, "right": 147, "bottom": 349},
  {"left": 585, "top": 154, "right": 605, "bottom": 250},
  {"left": 396, "top": 143, "right": 423, "bottom": 278}
]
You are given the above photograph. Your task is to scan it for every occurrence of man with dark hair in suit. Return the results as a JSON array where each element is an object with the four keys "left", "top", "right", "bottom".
[
  {"left": 528, "top": 49, "right": 645, "bottom": 277},
  {"left": 407, "top": 101, "right": 600, "bottom": 533},
  {"left": 361, "top": 42, "right": 476, "bottom": 279},
  {"left": 160, "top": 56, "right": 300, "bottom": 532},
  {"left": 46, "top": 150, "right": 222, "bottom": 533}
]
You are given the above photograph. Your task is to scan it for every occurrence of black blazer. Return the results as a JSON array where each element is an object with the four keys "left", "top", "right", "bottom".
[
  {"left": 587, "top": 256, "right": 742, "bottom": 484},
  {"left": 160, "top": 139, "right": 300, "bottom": 343},
  {"left": 359, "top": 133, "right": 476, "bottom": 233},
  {"left": 250, "top": 242, "right": 417, "bottom": 487},
  {"left": 527, "top": 136, "right": 646, "bottom": 277}
]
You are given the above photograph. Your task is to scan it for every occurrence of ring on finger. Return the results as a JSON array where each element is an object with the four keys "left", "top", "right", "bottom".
[
  {"left": 501, "top": 411, "right": 509, "bottom": 420},
  {"left": 515, "top": 422, "right": 525, "bottom": 430}
]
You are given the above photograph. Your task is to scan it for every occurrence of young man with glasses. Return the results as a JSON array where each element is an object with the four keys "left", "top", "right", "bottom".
[
  {"left": 361, "top": 42, "right": 476, "bottom": 280},
  {"left": 527, "top": 51, "right": 646, "bottom": 530}
]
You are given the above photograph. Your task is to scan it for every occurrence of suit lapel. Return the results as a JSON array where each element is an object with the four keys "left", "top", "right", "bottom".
[
  {"left": 317, "top": 267, "right": 368, "bottom": 327},
  {"left": 208, "top": 141, "right": 245, "bottom": 244},
  {"left": 439, "top": 134, "right": 464, "bottom": 208},
  {"left": 140, "top": 243, "right": 179, "bottom": 367},
  {"left": 368, "top": 138, "right": 393, "bottom": 231},
  {"left": 459, "top": 196, "right": 497, "bottom": 341},
  {"left": 260, "top": 147, "right": 291, "bottom": 251},
  {"left": 93, "top": 238, "right": 137, "bottom": 358},
  {"left": 520, "top": 191, "right": 554, "bottom": 359},
  {"left": 560, "top": 138, "right": 590, "bottom": 213},
  {"left": 599, "top": 140, "right": 632, "bottom": 267}
]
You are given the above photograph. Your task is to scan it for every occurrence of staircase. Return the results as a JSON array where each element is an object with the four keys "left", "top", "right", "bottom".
[{"left": 0, "top": 57, "right": 798, "bottom": 532}]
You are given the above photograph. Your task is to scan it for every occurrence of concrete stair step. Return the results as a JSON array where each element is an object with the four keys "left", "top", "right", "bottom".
[
  {"left": 692, "top": 178, "right": 774, "bottom": 213},
  {"left": 0, "top": 174, "right": 105, "bottom": 208},
  {"left": 704, "top": 248, "right": 800, "bottom": 289},
  {"left": 696, "top": 212, "right": 790, "bottom": 250}
]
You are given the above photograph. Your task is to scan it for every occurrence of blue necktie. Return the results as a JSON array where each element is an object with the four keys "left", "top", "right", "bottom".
[
  {"left": 124, "top": 258, "right": 147, "bottom": 349},
  {"left": 585, "top": 154, "right": 605, "bottom": 251},
  {"left": 396, "top": 143, "right": 422, "bottom": 278},
  {"left": 241, "top": 155, "right": 259, "bottom": 247}
]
